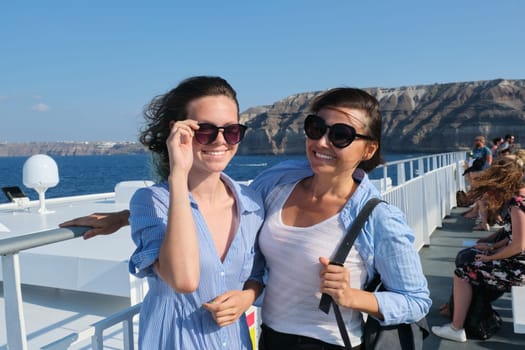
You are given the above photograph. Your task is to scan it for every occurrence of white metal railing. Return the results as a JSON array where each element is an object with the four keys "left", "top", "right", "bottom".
[
  {"left": 41, "top": 303, "right": 141, "bottom": 350},
  {"left": 0, "top": 226, "right": 91, "bottom": 350},
  {"left": 376, "top": 151, "right": 466, "bottom": 249},
  {"left": 1, "top": 151, "right": 466, "bottom": 350}
]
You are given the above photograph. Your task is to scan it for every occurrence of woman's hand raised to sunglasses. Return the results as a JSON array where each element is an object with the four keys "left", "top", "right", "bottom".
[{"left": 167, "top": 120, "right": 199, "bottom": 177}]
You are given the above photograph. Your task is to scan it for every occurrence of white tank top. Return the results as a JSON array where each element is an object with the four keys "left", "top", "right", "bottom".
[{"left": 260, "top": 182, "right": 367, "bottom": 346}]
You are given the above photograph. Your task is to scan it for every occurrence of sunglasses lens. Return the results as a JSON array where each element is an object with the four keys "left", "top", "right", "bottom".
[
  {"left": 195, "top": 124, "right": 218, "bottom": 145},
  {"left": 304, "top": 115, "right": 357, "bottom": 148},
  {"left": 304, "top": 115, "right": 326, "bottom": 140},
  {"left": 329, "top": 124, "right": 356, "bottom": 148},
  {"left": 223, "top": 124, "right": 246, "bottom": 145},
  {"left": 195, "top": 123, "right": 247, "bottom": 145}
]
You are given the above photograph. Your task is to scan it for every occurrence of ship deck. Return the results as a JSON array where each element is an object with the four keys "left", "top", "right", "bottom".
[{"left": 2, "top": 205, "right": 525, "bottom": 349}]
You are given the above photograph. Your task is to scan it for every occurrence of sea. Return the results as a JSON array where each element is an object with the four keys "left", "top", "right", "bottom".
[{"left": 0, "top": 153, "right": 425, "bottom": 204}]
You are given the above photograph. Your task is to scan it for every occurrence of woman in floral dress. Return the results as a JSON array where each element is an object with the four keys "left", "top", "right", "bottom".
[
  {"left": 433, "top": 155, "right": 525, "bottom": 342},
  {"left": 456, "top": 195, "right": 524, "bottom": 292}
]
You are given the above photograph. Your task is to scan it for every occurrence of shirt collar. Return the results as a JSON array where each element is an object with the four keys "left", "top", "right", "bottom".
[{"left": 186, "top": 173, "right": 262, "bottom": 214}]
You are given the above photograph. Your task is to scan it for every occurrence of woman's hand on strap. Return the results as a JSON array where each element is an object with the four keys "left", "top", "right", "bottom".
[
  {"left": 319, "top": 257, "right": 383, "bottom": 319},
  {"left": 319, "top": 256, "right": 354, "bottom": 308}
]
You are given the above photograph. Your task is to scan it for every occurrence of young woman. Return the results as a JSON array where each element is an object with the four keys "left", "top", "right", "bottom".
[{"left": 126, "top": 76, "right": 264, "bottom": 349}]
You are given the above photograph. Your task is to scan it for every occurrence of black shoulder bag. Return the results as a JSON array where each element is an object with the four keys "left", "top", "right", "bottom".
[{"left": 318, "top": 198, "right": 429, "bottom": 350}]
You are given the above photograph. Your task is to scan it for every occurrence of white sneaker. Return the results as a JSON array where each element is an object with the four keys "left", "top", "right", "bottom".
[{"left": 432, "top": 323, "right": 467, "bottom": 342}]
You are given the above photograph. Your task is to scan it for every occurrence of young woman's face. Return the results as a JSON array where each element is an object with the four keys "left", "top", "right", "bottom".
[
  {"left": 305, "top": 106, "right": 377, "bottom": 177},
  {"left": 186, "top": 95, "right": 240, "bottom": 175}
]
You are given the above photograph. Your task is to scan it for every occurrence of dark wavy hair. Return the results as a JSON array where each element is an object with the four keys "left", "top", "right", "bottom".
[
  {"left": 309, "top": 87, "right": 384, "bottom": 172},
  {"left": 139, "top": 76, "right": 239, "bottom": 180}
]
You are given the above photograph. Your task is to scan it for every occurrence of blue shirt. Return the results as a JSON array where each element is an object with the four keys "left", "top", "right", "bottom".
[
  {"left": 250, "top": 160, "right": 431, "bottom": 325},
  {"left": 129, "top": 174, "right": 264, "bottom": 350},
  {"left": 471, "top": 146, "right": 492, "bottom": 170}
]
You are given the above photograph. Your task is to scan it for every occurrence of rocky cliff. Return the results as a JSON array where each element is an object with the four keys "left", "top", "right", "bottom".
[
  {"left": 0, "top": 141, "right": 147, "bottom": 157},
  {"left": 237, "top": 79, "right": 525, "bottom": 154},
  {"left": 2, "top": 79, "right": 524, "bottom": 156}
]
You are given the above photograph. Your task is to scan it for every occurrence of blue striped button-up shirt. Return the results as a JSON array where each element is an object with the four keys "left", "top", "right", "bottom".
[{"left": 129, "top": 174, "right": 264, "bottom": 350}]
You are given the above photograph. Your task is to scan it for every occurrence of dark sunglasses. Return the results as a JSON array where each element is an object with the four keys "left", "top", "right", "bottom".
[
  {"left": 304, "top": 115, "right": 373, "bottom": 148},
  {"left": 195, "top": 123, "right": 247, "bottom": 145}
]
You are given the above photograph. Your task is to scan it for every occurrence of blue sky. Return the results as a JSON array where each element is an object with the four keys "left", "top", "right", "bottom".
[{"left": 1, "top": 1, "right": 524, "bottom": 142}]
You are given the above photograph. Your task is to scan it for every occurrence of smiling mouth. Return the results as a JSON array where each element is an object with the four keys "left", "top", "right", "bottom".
[
  {"left": 314, "top": 151, "right": 336, "bottom": 160},
  {"left": 203, "top": 150, "right": 228, "bottom": 156}
]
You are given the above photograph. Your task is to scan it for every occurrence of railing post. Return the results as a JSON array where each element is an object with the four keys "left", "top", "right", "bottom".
[
  {"left": 421, "top": 174, "right": 430, "bottom": 247},
  {"left": 456, "top": 159, "right": 462, "bottom": 191},
  {"left": 2, "top": 253, "right": 28, "bottom": 350},
  {"left": 123, "top": 319, "right": 134, "bottom": 350},
  {"left": 397, "top": 163, "right": 405, "bottom": 185},
  {"left": 92, "top": 330, "right": 104, "bottom": 350},
  {"left": 382, "top": 165, "right": 388, "bottom": 190}
]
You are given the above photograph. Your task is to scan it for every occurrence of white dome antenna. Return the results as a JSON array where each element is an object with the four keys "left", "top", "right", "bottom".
[{"left": 23, "top": 154, "right": 59, "bottom": 214}]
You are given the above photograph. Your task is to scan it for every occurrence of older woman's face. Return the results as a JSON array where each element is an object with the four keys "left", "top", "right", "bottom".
[{"left": 305, "top": 106, "right": 376, "bottom": 176}]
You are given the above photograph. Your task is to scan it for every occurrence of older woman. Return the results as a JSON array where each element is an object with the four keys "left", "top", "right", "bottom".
[
  {"left": 123, "top": 76, "right": 264, "bottom": 349},
  {"left": 251, "top": 88, "right": 430, "bottom": 349}
]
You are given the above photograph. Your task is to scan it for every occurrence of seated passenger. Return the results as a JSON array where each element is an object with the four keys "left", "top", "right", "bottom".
[
  {"left": 490, "top": 136, "right": 504, "bottom": 158},
  {"left": 433, "top": 156, "right": 525, "bottom": 342}
]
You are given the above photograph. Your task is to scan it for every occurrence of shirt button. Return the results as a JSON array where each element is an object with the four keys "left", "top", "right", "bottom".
[
  {"left": 222, "top": 342, "right": 227, "bottom": 347},
  {"left": 220, "top": 271, "right": 225, "bottom": 276}
]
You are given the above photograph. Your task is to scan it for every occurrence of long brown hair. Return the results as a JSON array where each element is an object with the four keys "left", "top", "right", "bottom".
[{"left": 469, "top": 155, "right": 525, "bottom": 212}]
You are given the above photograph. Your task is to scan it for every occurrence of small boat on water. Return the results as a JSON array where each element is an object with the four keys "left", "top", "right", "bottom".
[{"left": 5, "top": 151, "right": 522, "bottom": 349}]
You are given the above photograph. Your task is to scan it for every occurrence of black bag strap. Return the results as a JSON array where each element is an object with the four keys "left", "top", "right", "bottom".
[
  {"left": 318, "top": 197, "right": 384, "bottom": 349},
  {"left": 333, "top": 197, "right": 384, "bottom": 264}
]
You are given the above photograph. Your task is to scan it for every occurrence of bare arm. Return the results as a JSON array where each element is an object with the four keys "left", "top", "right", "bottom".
[
  {"left": 59, "top": 210, "right": 130, "bottom": 239},
  {"left": 478, "top": 206, "right": 525, "bottom": 261},
  {"left": 155, "top": 121, "right": 200, "bottom": 293},
  {"left": 486, "top": 152, "right": 493, "bottom": 166},
  {"left": 476, "top": 229, "right": 501, "bottom": 244}
]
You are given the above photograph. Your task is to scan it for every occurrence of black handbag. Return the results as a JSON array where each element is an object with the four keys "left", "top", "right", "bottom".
[
  {"left": 363, "top": 275, "right": 429, "bottom": 349},
  {"left": 318, "top": 198, "right": 429, "bottom": 350}
]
